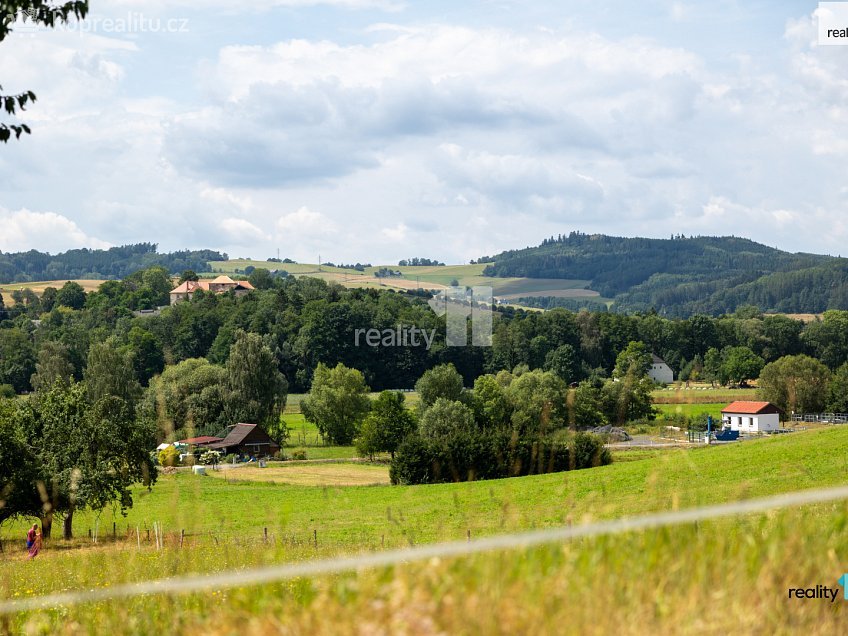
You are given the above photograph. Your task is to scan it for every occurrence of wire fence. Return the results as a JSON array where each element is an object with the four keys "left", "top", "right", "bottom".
[
  {"left": 789, "top": 413, "right": 848, "bottom": 425},
  {"left": 3, "top": 484, "right": 848, "bottom": 614}
]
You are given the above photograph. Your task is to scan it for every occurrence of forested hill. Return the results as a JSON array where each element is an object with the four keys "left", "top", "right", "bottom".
[
  {"left": 480, "top": 233, "right": 848, "bottom": 316},
  {"left": 0, "top": 244, "right": 227, "bottom": 283}
]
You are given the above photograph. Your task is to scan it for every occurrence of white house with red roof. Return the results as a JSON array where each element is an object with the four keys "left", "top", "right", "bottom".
[
  {"left": 169, "top": 275, "right": 254, "bottom": 305},
  {"left": 721, "top": 401, "right": 782, "bottom": 433}
]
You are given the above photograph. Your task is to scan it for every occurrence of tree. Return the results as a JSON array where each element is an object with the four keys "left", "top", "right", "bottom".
[
  {"left": 415, "top": 363, "right": 465, "bottom": 408},
  {"left": 248, "top": 268, "right": 275, "bottom": 290},
  {"left": 30, "top": 339, "right": 75, "bottom": 392},
  {"left": 544, "top": 343, "right": 580, "bottom": 384},
  {"left": 601, "top": 374, "right": 655, "bottom": 425},
  {"left": 571, "top": 381, "right": 606, "bottom": 429},
  {"left": 613, "top": 341, "right": 652, "bottom": 379},
  {"left": 505, "top": 369, "right": 569, "bottom": 435},
  {"left": 471, "top": 374, "right": 512, "bottom": 429},
  {"left": 0, "top": 327, "right": 35, "bottom": 392},
  {"left": 225, "top": 331, "right": 288, "bottom": 439},
  {"left": 19, "top": 381, "right": 156, "bottom": 539},
  {"left": 140, "top": 358, "right": 229, "bottom": 440},
  {"left": 356, "top": 391, "right": 416, "bottom": 459},
  {"left": 127, "top": 326, "right": 165, "bottom": 386},
  {"left": 827, "top": 363, "right": 848, "bottom": 413},
  {"left": 84, "top": 337, "right": 141, "bottom": 409},
  {"left": 55, "top": 281, "right": 86, "bottom": 309},
  {"left": 757, "top": 355, "right": 831, "bottom": 415},
  {"left": 720, "top": 346, "right": 764, "bottom": 386},
  {"left": 0, "top": 398, "right": 39, "bottom": 526},
  {"left": 301, "top": 363, "right": 370, "bottom": 445},
  {"left": 1, "top": 1, "right": 89, "bottom": 142},
  {"left": 703, "top": 347, "right": 726, "bottom": 386},
  {"left": 418, "top": 398, "right": 475, "bottom": 439},
  {"left": 179, "top": 270, "right": 199, "bottom": 283}
]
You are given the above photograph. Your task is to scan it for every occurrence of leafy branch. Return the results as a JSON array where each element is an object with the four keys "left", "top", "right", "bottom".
[{"left": 0, "top": 1, "right": 89, "bottom": 142}]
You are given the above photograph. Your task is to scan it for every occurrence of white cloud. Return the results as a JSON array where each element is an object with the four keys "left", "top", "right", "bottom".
[
  {"left": 0, "top": 208, "right": 111, "bottom": 253},
  {"left": 219, "top": 218, "right": 269, "bottom": 244}
]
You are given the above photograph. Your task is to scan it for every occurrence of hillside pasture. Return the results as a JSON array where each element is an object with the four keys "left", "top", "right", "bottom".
[{"left": 2, "top": 426, "right": 848, "bottom": 633}]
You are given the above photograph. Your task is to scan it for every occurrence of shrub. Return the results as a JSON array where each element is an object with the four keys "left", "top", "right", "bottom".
[
  {"left": 390, "top": 430, "right": 609, "bottom": 485},
  {"left": 198, "top": 450, "right": 222, "bottom": 465},
  {"left": 158, "top": 446, "right": 180, "bottom": 467},
  {"left": 290, "top": 449, "right": 308, "bottom": 461}
]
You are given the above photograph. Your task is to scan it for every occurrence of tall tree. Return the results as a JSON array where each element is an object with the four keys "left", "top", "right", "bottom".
[
  {"left": 757, "top": 355, "right": 831, "bottom": 415},
  {"left": 414, "top": 363, "right": 465, "bottom": 408},
  {"left": 355, "top": 391, "right": 416, "bottom": 459},
  {"left": 0, "top": 327, "right": 35, "bottom": 392},
  {"left": 30, "top": 339, "right": 75, "bottom": 392},
  {"left": 84, "top": 338, "right": 141, "bottom": 408},
  {"left": 225, "top": 331, "right": 288, "bottom": 439},
  {"left": 301, "top": 363, "right": 370, "bottom": 445},
  {"left": 19, "top": 381, "right": 156, "bottom": 539}
]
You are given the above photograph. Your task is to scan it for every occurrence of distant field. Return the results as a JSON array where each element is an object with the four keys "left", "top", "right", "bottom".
[
  {"left": 209, "top": 463, "right": 390, "bottom": 486},
  {"left": 204, "top": 260, "right": 600, "bottom": 301},
  {"left": 0, "top": 279, "right": 106, "bottom": 304},
  {"left": 652, "top": 385, "right": 758, "bottom": 404}
]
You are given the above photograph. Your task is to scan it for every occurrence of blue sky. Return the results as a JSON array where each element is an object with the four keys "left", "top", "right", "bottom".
[{"left": 1, "top": 1, "right": 846, "bottom": 263}]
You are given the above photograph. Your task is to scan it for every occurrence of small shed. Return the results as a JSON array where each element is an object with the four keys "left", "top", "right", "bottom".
[
  {"left": 209, "top": 423, "right": 279, "bottom": 458},
  {"left": 176, "top": 436, "right": 223, "bottom": 449},
  {"left": 721, "top": 401, "right": 782, "bottom": 433},
  {"left": 648, "top": 354, "right": 674, "bottom": 384}
]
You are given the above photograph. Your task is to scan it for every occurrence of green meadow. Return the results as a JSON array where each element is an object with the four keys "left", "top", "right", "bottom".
[{"left": 3, "top": 425, "right": 848, "bottom": 633}]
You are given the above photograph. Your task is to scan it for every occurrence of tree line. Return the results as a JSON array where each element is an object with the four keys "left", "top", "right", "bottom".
[{"left": 0, "top": 243, "right": 226, "bottom": 283}]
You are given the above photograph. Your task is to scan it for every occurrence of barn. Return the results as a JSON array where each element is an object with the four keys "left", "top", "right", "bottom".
[
  {"left": 721, "top": 401, "right": 782, "bottom": 433},
  {"left": 648, "top": 355, "right": 674, "bottom": 384},
  {"left": 209, "top": 423, "right": 279, "bottom": 458}
]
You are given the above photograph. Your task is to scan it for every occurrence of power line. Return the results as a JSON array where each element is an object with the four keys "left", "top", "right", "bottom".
[{"left": 3, "top": 484, "right": 848, "bottom": 614}]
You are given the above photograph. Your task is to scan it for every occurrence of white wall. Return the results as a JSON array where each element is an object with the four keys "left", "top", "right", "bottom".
[
  {"left": 725, "top": 412, "right": 780, "bottom": 432},
  {"left": 648, "top": 363, "right": 674, "bottom": 384}
]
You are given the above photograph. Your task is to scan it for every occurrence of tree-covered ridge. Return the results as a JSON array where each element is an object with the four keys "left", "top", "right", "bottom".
[
  {"left": 0, "top": 243, "right": 227, "bottom": 283},
  {"left": 481, "top": 232, "right": 848, "bottom": 316}
]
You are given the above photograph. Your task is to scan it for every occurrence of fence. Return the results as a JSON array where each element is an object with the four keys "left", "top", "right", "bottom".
[{"left": 789, "top": 413, "right": 848, "bottom": 424}]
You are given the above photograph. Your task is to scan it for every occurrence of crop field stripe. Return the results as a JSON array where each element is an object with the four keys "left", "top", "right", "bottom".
[{"left": 4, "top": 484, "right": 848, "bottom": 614}]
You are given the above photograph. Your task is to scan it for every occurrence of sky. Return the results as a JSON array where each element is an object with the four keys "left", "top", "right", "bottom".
[{"left": 1, "top": 1, "right": 846, "bottom": 263}]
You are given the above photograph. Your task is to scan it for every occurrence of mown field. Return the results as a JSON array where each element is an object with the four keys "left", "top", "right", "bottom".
[
  {"left": 2, "top": 426, "right": 848, "bottom": 633},
  {"left": 0, "top": 280, "right": 106, "bottom": 304}
]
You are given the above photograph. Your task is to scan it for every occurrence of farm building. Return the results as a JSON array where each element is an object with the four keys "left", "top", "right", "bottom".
[
  {"left": 209, "top": 423, "right": 279, "bottom": 457},
  {"left": 176, "top": 436, "right": 223, "bottom": 449},
  {"left": 721, "top": 401, "right": 782, "bottom": 433},
  {"left": 648, "top": 354, "right": 674, "bottom": 384},
  {"left": 169, "top": 275, "right": 254, "bottom": 305}
]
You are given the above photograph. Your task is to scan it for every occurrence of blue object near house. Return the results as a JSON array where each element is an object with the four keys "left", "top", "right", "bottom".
[{"left": 714, "top": 429, "right": 740, "bottom": 441}]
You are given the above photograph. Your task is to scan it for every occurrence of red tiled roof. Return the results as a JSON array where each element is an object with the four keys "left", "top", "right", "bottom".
[
  {"left": 721, "top": 401, "right": 781, "bottom": 414},
  {"left": 177, "top": 436, "right": 223, "bottom": 445},
  {"left": 169, "top": 279, "right": 254, "bottom": 294}
]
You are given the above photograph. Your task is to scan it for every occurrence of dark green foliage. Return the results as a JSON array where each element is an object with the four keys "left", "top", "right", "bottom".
[
  {"left": 56, "top": 281, "right": 86, "bottom": 309},
  {"left": 301, "top": 362, "right": 370, "bottom": 445},
  {"left": 355, "top": 390, "right": 416, "bottom": 459},
  {"left": 827, "top": 364, "right": 848, "bottom": 413},
  {"left": 482, "top": 232, "right": 848, "bottom": 316},
  {"left": 390, "top": 430, "right": 610, "bottom": 485},
  {"left": 0, "top": 327, "right": 35, "bottom": 392},
  {"left": 414, "top": 363, "right": 466, "bottom": 407},
  {"left": 757, "top": 355, "right": 831, "bottom": 414},
  {"left": 0, "top": 244, "right": 226, "bottom": 284}
]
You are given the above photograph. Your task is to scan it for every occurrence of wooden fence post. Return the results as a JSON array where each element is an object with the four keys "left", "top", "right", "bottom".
[
  {"left": 313, "top": 529, "right": 318, "bottom": 549},
  {"left": 180, "top": 529, "right": 185, "bottom": 548}
]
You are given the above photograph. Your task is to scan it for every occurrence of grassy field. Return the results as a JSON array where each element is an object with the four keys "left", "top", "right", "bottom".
[
  {"left": 3, "top": 426, "right": 848, "bottom": 632},
  {"left": 205, "top": 259, "right": 601, "bottom": 301},
  {"left": 652, "top": 385, "right": 759, "bottom": 404},
  {"left": 654, "top": 402, "right": 727, "bottom": 419}
]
